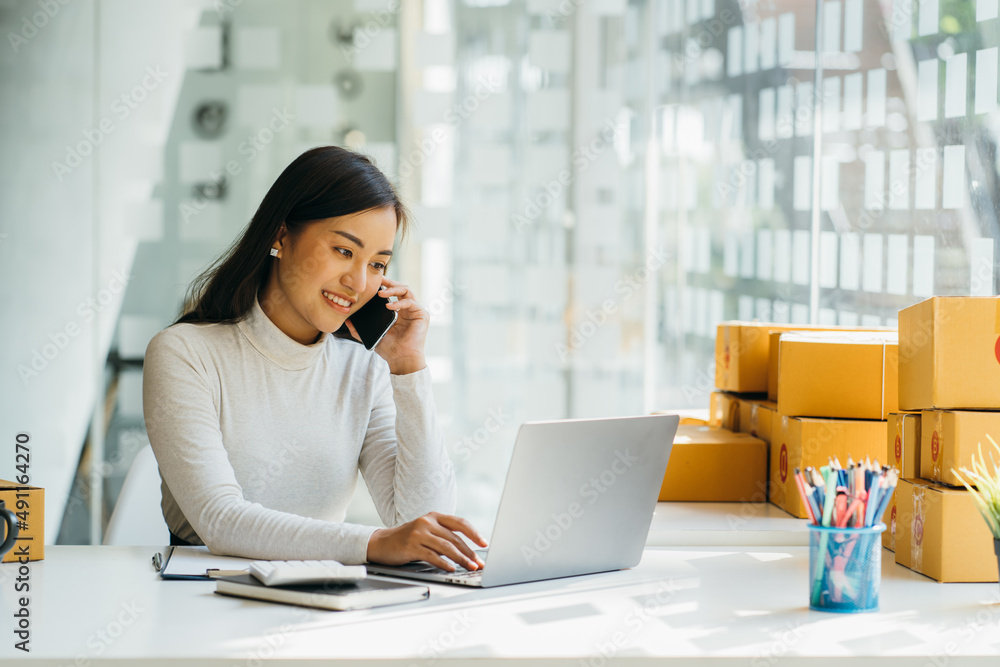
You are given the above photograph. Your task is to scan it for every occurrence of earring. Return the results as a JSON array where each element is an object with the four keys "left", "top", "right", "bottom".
[{"left": 269, "top": 248, "right": 278, "bottom": 257}]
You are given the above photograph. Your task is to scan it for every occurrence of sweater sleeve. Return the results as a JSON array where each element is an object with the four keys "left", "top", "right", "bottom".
[
  {"left": 142, "top": 329, "right": 380, "bottom": 564},
  {"left": 357, "top": 355, "right": 458, "bottom": 528}
]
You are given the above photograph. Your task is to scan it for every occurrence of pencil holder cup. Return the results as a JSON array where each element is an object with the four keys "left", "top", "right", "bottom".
[{"left": 808, "top": 523, "right": 885, "bottom": 613}]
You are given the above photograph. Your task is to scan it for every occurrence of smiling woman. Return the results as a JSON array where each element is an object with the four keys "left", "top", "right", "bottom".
[{"left": 141, "top": 146, "right": 487, "bottom": 571}]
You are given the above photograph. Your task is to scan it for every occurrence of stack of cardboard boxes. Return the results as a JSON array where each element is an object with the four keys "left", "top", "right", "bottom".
[
  {"left": 657, "top": 297, "right": 1000, "bottom": 583},
  {"left": 768, "top": 329, "right": 897, "bottom": 518},
  {"left": 703, "top": 322, "right": 893, "bottom": 515},
  {"left": 892, "top": 297, "right": 1000, "bottom": 583}
]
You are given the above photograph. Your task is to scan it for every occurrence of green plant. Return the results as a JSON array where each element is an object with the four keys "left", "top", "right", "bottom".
[{"left": 952, "top": 435, "right": 1000, "bottom": 540}]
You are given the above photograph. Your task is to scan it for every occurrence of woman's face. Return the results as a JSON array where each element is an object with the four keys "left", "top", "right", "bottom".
[{"left": 263, "top": 206, "right": 397, "bottom": 345}]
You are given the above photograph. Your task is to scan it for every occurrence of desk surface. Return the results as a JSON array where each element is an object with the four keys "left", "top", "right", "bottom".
[
  {"left": 648, "top": 502, "right": 808, "bottom": 546},
  {"left": 2, "top": 544, "right": 998, "bottom": 666}
]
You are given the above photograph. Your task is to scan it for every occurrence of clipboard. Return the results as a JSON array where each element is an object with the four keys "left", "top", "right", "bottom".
[{"left": 154, "top": 545, "right": 256, "bottom": 580}]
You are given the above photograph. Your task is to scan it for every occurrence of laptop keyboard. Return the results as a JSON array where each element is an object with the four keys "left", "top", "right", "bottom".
[
  {"left": 389, "top": 550, "right": 487, "bottom": 581},
  {"left": 407, "top": 563, "right": 483, "bottom": 577}
]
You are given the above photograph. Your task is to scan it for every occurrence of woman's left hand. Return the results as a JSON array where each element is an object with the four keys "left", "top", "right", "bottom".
[{"left": 347, "top": 276, "right": 428, "bottom": 374}]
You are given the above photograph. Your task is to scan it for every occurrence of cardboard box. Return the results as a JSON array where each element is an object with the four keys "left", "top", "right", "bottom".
[
  {"left": 658, "top": 426, "right": 768, "bottom": 502},
  {"left": 651, "top": 409, "right": 709, "bottom": 426},
  {"left": 0, "top": 480, "right": 44, "bottom": 564},
  {"left": 894, "top": 478, "right": 998, "bottom": 583},
  {"left": 884, "top": 412, "right": 921, "bottom": 551},
  {"left": 769, "top": 414, "right": 887, "bottom": 518},
  {"left": 709, "top": 391, "right": 741, "bottom": 431},
  {"left": 899, "top": 296, "right": 1000, "bottom": 410},
  {"left": 776, "top": 331, "right": 899, "bottom": 420},
  {"left": 920, "top": 410, "right": 1000, "bottom": 487},
  {"left": 767, "top": 325, "right": 893, "bottom": 401},
  {"left": 715, "top": 322, "right": 837, "bottom": 393},
  {"left": 739, "top": 399, "right": 777, "bottom": 444}
]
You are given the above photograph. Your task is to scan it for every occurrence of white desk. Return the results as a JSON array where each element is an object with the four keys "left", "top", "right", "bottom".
[
  {"left": 2, "top": 544, "right": 999, "bottom": 666},
  {"left": 648, "top": 502, "right": 808, "bottom": 546}
]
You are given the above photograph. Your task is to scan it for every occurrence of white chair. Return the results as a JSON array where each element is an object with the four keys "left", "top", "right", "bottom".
[{"left": 103, "top": 444, "right": 170, "bottom": 546}]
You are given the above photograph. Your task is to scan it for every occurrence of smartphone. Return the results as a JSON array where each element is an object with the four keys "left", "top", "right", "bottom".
[{"left": 348, "top": 290, "right": 398, "bottom": 350}]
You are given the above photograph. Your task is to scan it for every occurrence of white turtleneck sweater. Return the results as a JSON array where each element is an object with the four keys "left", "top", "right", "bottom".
[{"left": 141, "top": 294, "right": 456, "bottom": 564}]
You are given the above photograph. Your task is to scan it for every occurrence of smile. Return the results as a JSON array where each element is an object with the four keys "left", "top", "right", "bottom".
[{"left": 322, "top": 290, "right": 353, "bottom": 312}]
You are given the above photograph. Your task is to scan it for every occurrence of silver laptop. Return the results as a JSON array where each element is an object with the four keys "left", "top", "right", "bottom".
[{"left": 365, "top": 413, "right": 679, "bottom": 588}]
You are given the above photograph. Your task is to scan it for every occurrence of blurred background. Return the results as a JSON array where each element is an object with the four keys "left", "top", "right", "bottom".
[{"left": 0, "top": 0, "right": 997, "bottom": 545}]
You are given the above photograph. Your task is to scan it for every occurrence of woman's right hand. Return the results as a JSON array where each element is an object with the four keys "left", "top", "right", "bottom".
[{"left": 366, "top": 512, "right": 488, "bottom": 571}]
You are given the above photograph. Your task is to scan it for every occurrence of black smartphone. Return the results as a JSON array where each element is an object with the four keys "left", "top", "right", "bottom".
[{"left": 348, "top": 291, "right": 398, "bottom": 350}]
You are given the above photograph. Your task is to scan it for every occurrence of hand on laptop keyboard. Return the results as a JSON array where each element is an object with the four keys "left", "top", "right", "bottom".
[{"left": 366, "top": 511, "right": 489, "bottom": 572}]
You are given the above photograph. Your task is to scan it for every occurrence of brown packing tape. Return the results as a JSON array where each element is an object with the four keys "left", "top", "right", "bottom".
[
  {"left": 912, "top": 487, "right": 925, "bottom": 574},
  {"left": 881, "top": 342, "right": 886, "bottom": 418},
  {"left": 722, "top": 327, "right": 731, "bottom": 387},
  {"left": 889, "top": 499, "right": 896, "bottom": 551},
  {"left": 750, "top": 404, "right": 759, "bottom": 437},
  {"left": 932, "top": 411, "right": 943, "bottom": 481},
  {"left": 895, "top": 418, "right": 902, "bottom": 466},
  {"left": 728, "top": 400, "right": 740, "bottom": 431}
]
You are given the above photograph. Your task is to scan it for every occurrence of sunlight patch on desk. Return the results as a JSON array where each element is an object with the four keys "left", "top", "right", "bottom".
[
  {"left": 661, "top": 550, "right": 739, "bottom": 561},
  {"left": 746, "top": 551, "right": 795, "bottom": 562},
  {"left": 733, "top": 609, "right": 771, "bottom": 617},
  {"left": 643, "top": 600, "right": 698, "bottom": 617},
  {"left": 517, "top": 602, "right": 602, "bottom": 625},
  {"left": 838, "top": 629, "right": 925, "bottom": 654}
]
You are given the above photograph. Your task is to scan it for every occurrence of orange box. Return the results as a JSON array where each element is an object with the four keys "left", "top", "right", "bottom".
[
  {"left": 739, "top": 399, "right": 777, "bottom": 444},
  {"left": 767, "top": 324, "right": 896, "bottom": 401},
  {"left": 0, "top": 479, "right": 44, "bottom": 564},
  {"left": 894, "top": 478, "right": 998, "bottom": 582},
  {"left": 899, "top": 296, "right": 1000, "bottom": 410},
  {"left": 715, "top": 323, "right": 832, "bottom": 393},
  {"left": 767, "top": 325, "right": 893, "bottom": 401},
  {"left": 769, "top": 414, "right": 887, "bottom": 518},
  {"left": 658, "top": 426, "right": 768, "bottom": 501},
  {"left": 920, "top": 410, "right": 1000, "bottom": 487},
  {"left": 776, "top": 331, "right": 898, "bottom": 420},
  {"left": 709, "top": 391, "right": 741, "bottom": 431}
]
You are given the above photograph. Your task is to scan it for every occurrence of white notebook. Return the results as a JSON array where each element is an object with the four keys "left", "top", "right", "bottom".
[
  {"left": 214, "top": 574, "right": 429, "bottom": 611},
  {"left": 157, "top": 545, "right": 255, "bottom": 579}
]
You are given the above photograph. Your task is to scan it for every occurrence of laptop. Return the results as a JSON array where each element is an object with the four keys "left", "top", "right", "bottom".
[{"left": 365, "top": 413, "right": 679, "bottom": 587}]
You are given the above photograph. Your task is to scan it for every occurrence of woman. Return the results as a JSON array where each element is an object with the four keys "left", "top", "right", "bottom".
[{"left": 142, "top": 146, "right": 486, "bottom": 572}]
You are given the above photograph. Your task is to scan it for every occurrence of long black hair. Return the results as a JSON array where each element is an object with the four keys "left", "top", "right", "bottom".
[{"left": 174, "top": 146, "right": 409, "bottom": 326}]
